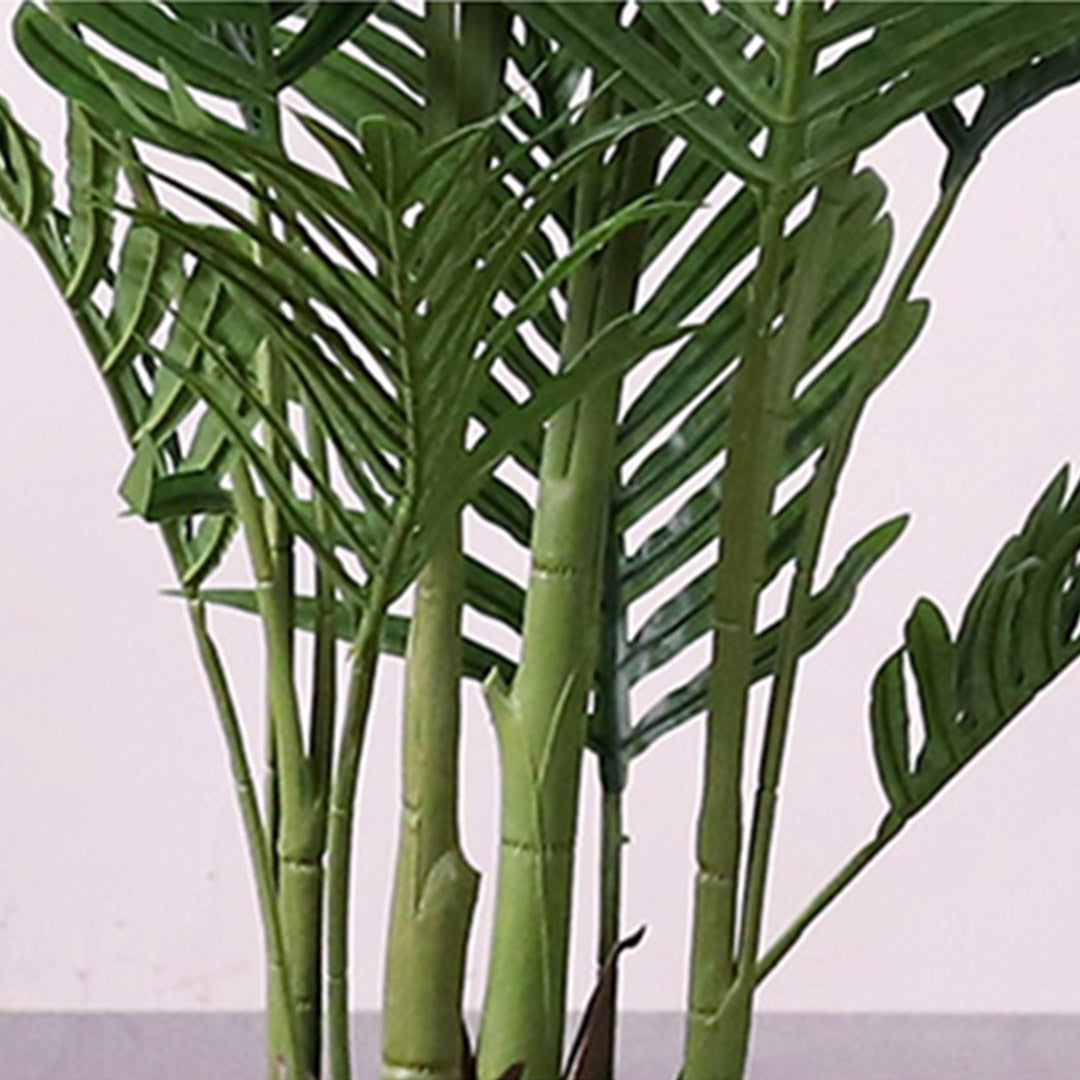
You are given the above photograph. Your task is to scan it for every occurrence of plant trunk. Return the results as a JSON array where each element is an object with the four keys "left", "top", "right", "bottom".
[
  {"left": 382, "top": 520, "right": 479, "bottom": 1080},
  {"left": 477, "top": 379, "right": 618, "bottom": 1080},
  {"left": 684, "top": 977, "right": 754, "bottom": 1080},
  {"left": 477, "top": 125, "right": 662, "bottom": 1080},
  {"left": 682, "top": 149, "right": 845, "bottom": 1080},
  {"left": 278, "top": 848, "right": 324, "bottom": 1078}
]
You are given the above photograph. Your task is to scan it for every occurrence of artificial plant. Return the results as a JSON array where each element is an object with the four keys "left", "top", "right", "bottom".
[{"left": 4, "top": 4, "right": 1080, "bottom": 1080}]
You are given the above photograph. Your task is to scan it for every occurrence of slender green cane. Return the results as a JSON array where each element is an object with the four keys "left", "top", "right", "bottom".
[
  {"left": 326, "top": 507, "right": 413, "bottom": 1080},
  {"left": 592, "top": 517, "right": 631, "bottom": 1080},
  {"left": 379, "top": 9, "right": 505, "bottom": 1075},
  {"left": 682, "top": 12, "right": 819, "bottom": 1075},
  {"left": 690, "top": 157, "right": 973, "bottom": 1080},
  {"left": 306, "top": 407, "right": 337, "bottom": 813},
  {"left": 187, "top": 597, "right": 306, "bottom": 1080},
  {"left": 681, "top": 191, "right": 791, "bottom": 1080},
  {"left": 232, "top": 457, "right": 322, "bottom": 1077},
  {"left": 684, "top": 158, "right": 848, "bottom": 1079},
  {"left": 13, "top": 96, "right": 315, "bottom": 1080},
  {"left": 752, "top": 164, "right": 974, "bottom": 989},
  {"left": 236, "top": 45, "right": 320, "bottom": 1070}
]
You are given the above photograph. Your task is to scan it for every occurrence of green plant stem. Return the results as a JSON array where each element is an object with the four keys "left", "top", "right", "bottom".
[
  {"left": 599, "top": 790, "right": 624, "bottom": 975},
  {"left": 593, "top": 524, "right": 629, "bottom": 1080},
  {"left": 383, "top": 517, "right": 480, "bottom": 1080},
  {"left": 233, "top": 458, "right": 321, "bottom": 1078},
  {"left": 477, "top": 181, "right": 609, "bottom": 1076},
  {"left": 596, "top": 786, "right": 625, "bottom": 1076},
  {"left": 326, "top": 509, "right": 413, "bottom": 1080},
  {"left": 380, "top": 10, "right": 503, "bottom": 1077},
  {"left": 752, "top": 163, "right": 974, "bottom": 989},
  {"left": 687, "top": 161, "right": 847, "bottom": 1080},
  {"left": 682, "top": 193, "right": 790, "bottom": 1080},
  {"left": 240, "top": 56, "right": 313, "bottom": 1074},
  {"left": 253, "top": 332, "right": 291, "bottom": 899},
  {"left": 756, "top": 818, "right": 902, "bottom": 983},
  {"left": 187, "top": 596, "right": 306, "bottom": 1080},
  {"left": 25, "top": 216, "right": 308, "bottom": 1079},
  {"left": 244, "top": 19, "right": 294, "bottom": 884},
  {"left": 595, "top": 509, "right": 630, "bottom": 968},
  {"left": 690, "top": 159, "right": 971, "bottom": 1080},
  {"left": 478, "top": 122, "right": 661, "bottom": 1080},
  {"left": 306, "top": 408, "right": 337, "bottom": 809},
  {"left": 682, "top": 11, "right": 818, "bottom": 1076}
]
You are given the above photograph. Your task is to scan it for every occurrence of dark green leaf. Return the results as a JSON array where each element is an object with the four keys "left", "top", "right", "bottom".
[{"left": 869, "top": 468, "right": 1080, "bottom": 821}]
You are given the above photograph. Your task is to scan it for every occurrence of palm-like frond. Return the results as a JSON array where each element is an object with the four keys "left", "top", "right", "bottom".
[
  {"left": 517, "top": 2, "right": 1080, "bottom": 188},
  {"left": 16, "top": 1, "right": 689, "bottom": 607},
  {"left": 53, "top": 1, "right": 374, "bottom": 97},
  {"left": 595, "top": 165, "right": 919, "bottom": 783},
  {"left": 0, "top": 90, "right": 250, "bottom": 590},
  {"left": 871, "top": 468, "right": 1080, "bottom": 822},
  {"left": 24, "top": 0, "right": 1080, "bottom": 788},
  {"left": 495, "top": 3, "right": 1080, "bottom": 802}
]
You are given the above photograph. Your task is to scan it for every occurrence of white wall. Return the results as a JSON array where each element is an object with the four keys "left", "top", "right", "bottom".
[{"left": 3, "top": 10, "right": 1080, "bottom": 1017}]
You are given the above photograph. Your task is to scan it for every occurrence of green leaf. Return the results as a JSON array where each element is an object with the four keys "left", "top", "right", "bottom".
[
  {"left": 287, "top": 21, "right": 423, "bottom": 130},
  {"left": 904, "top": 599, "right": 961, "bottom": 775},
  {"left": 186, "top": 588, "right": 513, "bottom": 682},
  {"left": 600, "top": 175, "right": 925, "bottom": 766},
  {"left": 869, "top": 468, "right": 1080, "bottom": 823},
  {"left": 52, "top": 2, "right": 270, "bottom": 100},
  {"left": 101, "top": 224, "right": 185, "bottom": 374},
  {"left": 356, "top": 115, "right": 421, "bottom": 206},
  {"left": 929, "top": 31, "right": 1080, "bottom": 186},
  {"left": 180, "top": 513, "right": 238, "bottom": 590},
  {"left": 143, "top": 470, "right": 233, "bottom": 522},
  {"left": 272, "top": 2, "right": 375, "bottom": 89},
  {"left": 15, "top": 5, "right": 256, "bottom": 153},
  {"left": 118, "top": 436, "right": 158, "bottom": 518},
  {"left": 870, "top": 651, "right": 915, "bottom": 815},
  {"left": 626, "top": 513, "right": 909, "bottom": 759},
  {"left": 134, "top": 261, "right": 230, "bottom": 446},
  {"left": 63, "top": 104, "right": 118, "bottom": 303},
  {"left": 0, "top": 91, "right": 54, "bottom": 231},
  {"left": 515, "top": 3, "right": 1080, "bottom": 188}
]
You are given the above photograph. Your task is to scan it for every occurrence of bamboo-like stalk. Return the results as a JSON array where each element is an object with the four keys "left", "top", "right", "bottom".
[
  {"left": 595, "top": 511, "right": 629, "bottom": 964},
  {"left": 306, "top": 408, "right": 337, "bottom": 813},
  {"left": 187, "top": 597, "right": 306, "bottom": 1080},
  {"left": 380, "top": 9, "right": 505, "bottom": 1078},
  {"left": 25, "top": 202, "right": 310, "bottom": 1080},
  {"left": 382, "top": 518, "right": 480, "bottom": 1080},
  {"left": 477, "top": 125, "right": 662, "bottom": 1080},
  {"left": 326, "top": 507, "right": 413, "bottom": 1080},
  {"left": 24, "top": 153, "right": 309, "bottom": 1078},
  {"left": 683, "top": 183, "right": 845, "bottom": 1078},
  {"left": 681, "top": 11, "right": 819, "bottom": 1076},
  {"left": 681, "top": 194, "right": 792, "bottom": 1080},
  {"left": 685, "top": 139, "right": 974, "bottom": 1080},
  {"left": 232, "top": 459, "right": 323, "bottom": 1078},
  {"left": 237, "top": 47, "right": 318, "bottom": 1071}
]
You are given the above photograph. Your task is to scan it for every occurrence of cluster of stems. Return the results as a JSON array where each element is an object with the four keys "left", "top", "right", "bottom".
[{"left": 4, "top": 5, "right": 1027, "bottom": 1080}]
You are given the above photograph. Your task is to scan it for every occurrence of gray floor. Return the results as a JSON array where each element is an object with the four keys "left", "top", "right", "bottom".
[{"left": 2, "top": 1012, "right": 1079, "bottom": 1079}]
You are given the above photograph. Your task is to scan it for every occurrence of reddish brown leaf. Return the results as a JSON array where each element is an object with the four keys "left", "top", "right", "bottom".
[{"left": 562, "top": 925, "right": 647, "bottom": 1080}]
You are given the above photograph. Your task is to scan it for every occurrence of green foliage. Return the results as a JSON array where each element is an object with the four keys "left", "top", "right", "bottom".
[
  {"left": 871, "top": 468, "right": 1080, "bottom": 822},
  {"left": 5, "top": 4, "right": 1080, "bottom": 1080}
]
